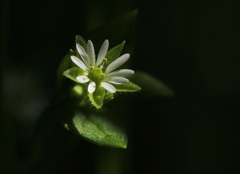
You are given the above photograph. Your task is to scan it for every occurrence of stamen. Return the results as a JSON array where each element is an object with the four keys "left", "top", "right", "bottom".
[
  {"left": 90, "top": 66, "right": 94, "bottom": 70},
  {"left": 100, "top": 74, "right": 105, "bottom": 78},
  {"left": 100, "top": 58, "right": 107, "bottom": 69}
]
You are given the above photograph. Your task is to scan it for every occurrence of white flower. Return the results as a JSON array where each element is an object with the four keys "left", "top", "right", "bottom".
[{"left": 70, "top": 40, "right": 134, "bottom": 94}]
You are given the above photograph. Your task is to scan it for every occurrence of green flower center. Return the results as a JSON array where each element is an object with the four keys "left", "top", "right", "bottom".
[{"left": 88, "top": 67, "right": 104, "bottom": 84}]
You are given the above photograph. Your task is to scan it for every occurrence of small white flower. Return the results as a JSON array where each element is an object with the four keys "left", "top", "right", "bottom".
[{"left": 71, "top": 40, "right": 134, "bottom": 94}]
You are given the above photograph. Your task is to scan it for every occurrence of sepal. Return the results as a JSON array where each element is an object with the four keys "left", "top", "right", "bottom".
[
  {"left": 63, "top": 67, "right": 87, "bottom": 83},
  {"left": 113, "top": 82, "right": 141, "bottom": 92}
]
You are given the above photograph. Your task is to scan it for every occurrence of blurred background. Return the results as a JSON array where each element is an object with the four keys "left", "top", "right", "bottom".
[{"left": 1, "top": 0, "right": 240, "bottom": 173}]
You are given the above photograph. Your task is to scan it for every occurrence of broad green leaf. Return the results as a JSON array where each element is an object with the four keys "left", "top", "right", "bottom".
[
  {"left": 57, "top": 105, "right": 127, "bottom": 148},
  {"left": 75, "top": 35, "right": 87, "bottom": 51},
  {"left": 104, "top": 41, "right": 125, "bottom": 70},
  {"left": 56, "top": 49, "right": 76, "bottom": 87},
  {"left": 129, "top": 71, "right": 174, "bottom": 96},
  {"left": 73, "top": 112, "right": 127, "bottom": 148},
  {"left": 63, "top": 67, "right": 86, "bottom": 83},
  {"left": 88, "top": 86, "right": 106, "bottom": 109},
  {"left": 113, "top": 82, "right": 141, "bottom": 92}
]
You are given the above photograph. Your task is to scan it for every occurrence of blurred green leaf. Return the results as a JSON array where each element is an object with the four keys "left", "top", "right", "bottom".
[
  {"left": 63, "top": 67, "right": 86, "bottom": 83},
  {"left": 113, "top": 82, "right": 141, "bottom": 92},
  {"left": 75, "top": 35, "right": 87, "bottom": 51},
  {"left": 129, "top": 71, "right": 174, "bottom": 96},
  {"left": 57, "top": 105, "right": 127, "bottom": 148},
  {"left": 104, "top": 92, "right": 114, "bottom": 103},
  {"left": 56, "top": 49, "right": 76, "bottom": 87}
]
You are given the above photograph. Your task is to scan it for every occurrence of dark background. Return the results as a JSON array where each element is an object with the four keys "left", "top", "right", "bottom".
[{"left": 1, "top": 0, "right": 240, "bottom": 173}]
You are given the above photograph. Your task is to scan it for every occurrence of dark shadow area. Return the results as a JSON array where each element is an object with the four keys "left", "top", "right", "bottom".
[{"left": 1, "top": 0, "right": 240, "bottom": 173}]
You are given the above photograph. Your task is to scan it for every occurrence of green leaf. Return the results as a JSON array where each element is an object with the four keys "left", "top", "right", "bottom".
[
  {"left": 63, "top": 67, "right": 86, "bottom": 83},
  {"left": 57, "top": 105, "right": 127, "bottom": 148},
  {"left": 104, "top": 41, "right": 125, "bottom": 70},
  {"left": 73, "top": 112, "right": 127, "bottom": 148},
  {"left": 104, "top": 91, "right": 114, "bottom": 103},
  {"left": 75, "top": 35, "right": 87, "bottom": 51},
  {"left": 88, "top": 86, "right": 106, "bottom": 109},
  {"left": 113, "top": 82, "right": 141, "bottom": 92},
  {"left": 56, "top": 49, "right": 76, "bottom": 87},
  {"left": 129, "top": 71, "right": 174, "bottom": 96}
]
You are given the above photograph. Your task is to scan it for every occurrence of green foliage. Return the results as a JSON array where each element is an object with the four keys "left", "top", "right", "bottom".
[
  {"left": 56, "top": 49, "right": 76, "bottom": 88},
  {"left": 57, "top": 105, "right": 127, "bottom": 148},
  {"left": 129, "top": 71, "right": 174, "bottom": 96},
  {"left": 104, "top": 92, "right": 114, "bottom": 103},
  {"left": 63, "top": 67, "right": 86, "bottom": 83},
  {"left": 114, "top": 82, "right": 141, "bottom": 92},
  {"left": 54, "top": 10, "right": 174, "bottom": 148},
  {"left": 54, "top": 10, "right": 140, "bottom": 148},
  {"left": 71, "top": 112, "right": 127, "bottom": 148},
  {"left": 88, "top": 86, "right": 106, "bottom": 109}
]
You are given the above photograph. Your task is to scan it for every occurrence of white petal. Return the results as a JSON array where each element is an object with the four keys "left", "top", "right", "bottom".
[
  {"left": 76, "top": 43, "right": 90, "bottom": 67},
  {"left": 101, "top": 82, "right": 116, "bottom": 93},
  {"left": 96, "top": 40, "right": 109, "bottom": 66},
  {"left": 71, "top": 56, "right": 88, "bottom": 71},
  {"left": 76, "top": 76, "right": 90, "bottom": 83},
  {"left": 107, "top": 77, "right": 129, "bottom": 84},
  {"left": 106, "top": 69, "right": 134, "bottom": 78},
  {"left": 87, "top": 40, "right": 95, "bottom": 66},
  {"left": 88, "top": 81, "right": 96, "bottom": 93},
  {"left": 105, "top": 54, "right": 130, "bottom": 73}
]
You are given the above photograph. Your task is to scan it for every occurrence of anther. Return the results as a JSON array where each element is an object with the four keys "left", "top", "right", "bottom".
[
  {"left": 100, "top": 74, "right": 105, "bottom": 78},
  {"left": 90, "top": 66, "right": 94, "bottom": 70},
  {"left": 103, "top": 58, "right": 107, "bottom": 62}
]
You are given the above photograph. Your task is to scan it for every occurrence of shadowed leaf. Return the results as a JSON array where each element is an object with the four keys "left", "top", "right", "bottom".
[{"left": 129, "top": 71, "right": 174, "bottom": 96}]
